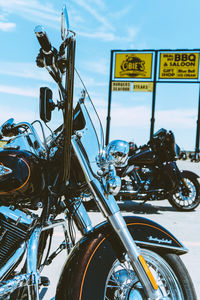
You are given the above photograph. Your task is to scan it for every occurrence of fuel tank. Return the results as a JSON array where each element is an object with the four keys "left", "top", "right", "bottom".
[
  {"left": 128, "top": 149, "right": 157, "bottom": 166},
  {"left": 0, "top": 149, "right": 45, "bottom": 204}
]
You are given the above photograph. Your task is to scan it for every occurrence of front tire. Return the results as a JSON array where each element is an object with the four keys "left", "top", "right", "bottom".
[
  {"left": 168, "top": 171, "right": 200, "bottom": 211},
  {"left": 56, "top": 227, "right": 197, "bottom": 300}
]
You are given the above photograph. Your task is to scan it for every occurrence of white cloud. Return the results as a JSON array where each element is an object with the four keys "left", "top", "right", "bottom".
[
  {"left": 73, "top": 0, "right": 113, "bottom": 31},
  {"left": 0, "top": 84, "right": 38, "bottom": 98},
  {"left": 0, "top": 106, "right": 36, "bottom": 124},
  {"left": 0, "top": 62, "right": 51, "bottom": 82},
  {"left": 0, "top": 83, "right": 59, "bottom": 101},
  {"left": 108, "top": 5, "right": 133, "bottom": 21},
  {"left": 0, "top": 0, "right": 59, "bottom": 29},
  {"left": 156, "top": 109, "right": 196, "bottom": 129},
  {"left": 77, "top": 29, "right": 116, "bottom": 41},
  {"left": 108, "top": 105, "right": 197, "bottom": 130},
  {"left": 82, "top": 59, "right": 109, "bottom": 75},
  {"left": 111, "top": 105, "right": 151, "bottom": 127},
  {"left": 77, "top": 25, "right": 139, "bottom": 43},
  {"left": 0, "top": 21, "right": 16, "bottom": 31},
  {"left": 87, "top": 0, "right": 106, "bottom": 10},
  {"left": 126, "top": 27, "right": 139, "bottom": 41}
]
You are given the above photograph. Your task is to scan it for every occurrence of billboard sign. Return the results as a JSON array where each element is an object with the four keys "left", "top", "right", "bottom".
[
  {"left": 112, "top": 81, "right": 131, "bottom": 91},
  {"left": 159, "top": 52, "right": 199, "bottom": 79},
  {"left": 133, "top": 82, "right": 154, "bottom": 92},
  {"left": 114, "top": 53, "right": 153, "bottom": 79}
]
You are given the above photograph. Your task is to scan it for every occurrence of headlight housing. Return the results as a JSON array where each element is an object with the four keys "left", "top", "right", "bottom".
[{"left": 107, "top": 140, "right": 129, "bottom": 167}]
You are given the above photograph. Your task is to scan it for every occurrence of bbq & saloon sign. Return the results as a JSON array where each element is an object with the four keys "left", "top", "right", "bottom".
[{"left": 159, "top": 52, "right": 199, "bottom": 79}]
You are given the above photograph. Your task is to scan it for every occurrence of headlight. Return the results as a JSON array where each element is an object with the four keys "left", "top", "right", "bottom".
[{"left": 107, "top": 140, "right": 129, "bottom": 167}]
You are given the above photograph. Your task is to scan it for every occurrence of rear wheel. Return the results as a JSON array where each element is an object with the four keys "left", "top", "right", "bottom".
[
  {"left": 169, "top": 172, "right": 200, "bottom": 211},
  {"left": 56, "top": 227, "right": 197, "bottom": 300}
]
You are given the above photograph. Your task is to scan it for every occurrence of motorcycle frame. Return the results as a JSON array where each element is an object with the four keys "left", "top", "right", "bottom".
[
  {"left": 0, "top": 218, "right": 71, "bottom": 299},
  {"left": 120, "top": 161, "right": 186, "bottom": 199}
]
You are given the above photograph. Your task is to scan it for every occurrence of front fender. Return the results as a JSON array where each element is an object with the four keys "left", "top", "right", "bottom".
[
  {"left": 56, "top": 216, "right": 187, "bottom": 299},
  {"left": 84, "top": 216, "right": 187, "bottom": 254},
  {"left": 181, "top": 170, "right": 199, "bottom": 179}
]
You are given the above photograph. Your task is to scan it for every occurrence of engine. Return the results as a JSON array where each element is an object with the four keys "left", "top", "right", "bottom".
[{"left": 0, "top": 206, "right": 35, "bottom": 271}]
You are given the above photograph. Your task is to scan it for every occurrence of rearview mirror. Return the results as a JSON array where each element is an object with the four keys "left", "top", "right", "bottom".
[
  {"left": 61, "top": 5, "right": 69, "bottom": 40},
  {"left": 40, "top": 87, "right": 54, "bottom": 123}
]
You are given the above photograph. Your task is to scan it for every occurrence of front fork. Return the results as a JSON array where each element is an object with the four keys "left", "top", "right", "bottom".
[
  {"left": 72, "top": 136, "right": 162, "bottom": 299},
  {"left": 172, "top": 162, "right": 189, "bottom": 194}
]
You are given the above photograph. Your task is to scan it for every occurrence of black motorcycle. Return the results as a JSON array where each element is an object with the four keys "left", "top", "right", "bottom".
[
  {"left": 0, "top": 6, "right": 197, "bottom": 300},
  {"left": 110, "top": 129, "right": 200, "bottom": 211}
]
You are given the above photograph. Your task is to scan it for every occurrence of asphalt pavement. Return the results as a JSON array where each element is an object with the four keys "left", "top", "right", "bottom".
[{"left": 40, "top": 160, "right": 200, "bottom": 300}]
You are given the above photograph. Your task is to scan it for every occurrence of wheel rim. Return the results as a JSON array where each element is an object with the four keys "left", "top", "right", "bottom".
[
  {"left": 173, "top": 178, "right": 197, "bottom": 208},
  {"left": 104, "top": 249, "right": 184, "bottom": 300}
]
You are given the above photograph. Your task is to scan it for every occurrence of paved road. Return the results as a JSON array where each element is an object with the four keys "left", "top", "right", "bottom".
[{"left": 40, "top": 160, "right": 200, "bottom": 299}]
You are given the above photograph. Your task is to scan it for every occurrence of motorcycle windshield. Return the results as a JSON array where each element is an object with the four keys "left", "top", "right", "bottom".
[{"left": 74, "top": 92, "right": 104, "bottom": 176}]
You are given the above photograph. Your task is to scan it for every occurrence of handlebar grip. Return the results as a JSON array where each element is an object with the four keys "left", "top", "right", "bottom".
[{"left": 34, "top": 25, "right": 52, "bottom": 53}]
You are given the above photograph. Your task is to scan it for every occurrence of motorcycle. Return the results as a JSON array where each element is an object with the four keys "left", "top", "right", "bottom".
[
  {"left": 108, "top": 129, "right": 200, "bottom": 212},
  {"left": 0, "top": 6, "right": 197, "bottom": 300}
]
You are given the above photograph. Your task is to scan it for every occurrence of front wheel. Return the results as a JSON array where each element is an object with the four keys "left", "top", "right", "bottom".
[
  {"left": 56, "top": 230, "right": 197, "bottom": 300},
  {"left": 168, "top": 171, "right": 200, "bottom": 211}
]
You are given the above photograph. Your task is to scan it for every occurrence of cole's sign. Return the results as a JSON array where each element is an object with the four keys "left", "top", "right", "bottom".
[
  {"left": 159, "top": 52, "right": 199, "bottom": 79},
  {"left": 115, "top": 53, "right": 153, "bottom": 79}
]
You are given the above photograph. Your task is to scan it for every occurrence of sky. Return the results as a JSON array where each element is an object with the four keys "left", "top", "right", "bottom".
[{"left": 0, "top": 0, "right": 200, "bottom": 151}]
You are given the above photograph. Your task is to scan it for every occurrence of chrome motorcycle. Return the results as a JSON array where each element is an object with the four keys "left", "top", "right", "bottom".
[
  {"left": 108, "top": 129, "right": 200, "bottom": 212},
  {"left": 0, "top": 6, "right": 197, "bottom": 300}
]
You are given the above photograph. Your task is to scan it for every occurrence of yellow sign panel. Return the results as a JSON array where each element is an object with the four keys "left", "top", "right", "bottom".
[
  {"left": 159, "top": 53, "right": 199, "bottom": 79},
  {"left": 115, "top": 53, "right": 153, "bottom": 79},
  {"left": 112, "top": 81, "right": 131, "bottom": 91},
  {"left": 0, "top": 141, "right": 6, "bottom": 148},
  {"left": 133, "top": 82, "right": 154, "bottom": 92}
]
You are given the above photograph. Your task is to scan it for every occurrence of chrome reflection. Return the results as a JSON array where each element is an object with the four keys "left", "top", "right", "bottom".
[{"left": 107, "top": 140, "right": 129, "bottom": 167}]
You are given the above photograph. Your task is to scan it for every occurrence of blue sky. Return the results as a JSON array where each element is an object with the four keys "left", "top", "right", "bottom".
[{"left": 0, "top": 0, "right": 200, "bottom": 150}]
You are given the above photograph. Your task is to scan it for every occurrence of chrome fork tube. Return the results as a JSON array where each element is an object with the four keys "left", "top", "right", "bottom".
[
  {"left": 27, "top": 227, "right": 41, "bottom": 300},
  {"left": 65, "top": 197, "right": 93, "bottom": 235},
  {"left": 71, "top": 136, "right": 120, "bottom": 217},
  {"left": 72, "top": 136, "right": 162, "bottom": 299},
  {"left": 108, "top": 211, "right": 161, "bottom": 299}
]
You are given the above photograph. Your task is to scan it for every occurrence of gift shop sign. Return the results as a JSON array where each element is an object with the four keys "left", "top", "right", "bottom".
[{"left": 159, "top": 53, "right": 199, "bottom": 79}]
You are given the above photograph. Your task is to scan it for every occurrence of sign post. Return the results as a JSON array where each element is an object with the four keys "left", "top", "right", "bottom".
[
  {"left": 106, "top": 50, "right": 154, "bottom": 145},
  {"left": 150, "top": 51, "right": 157, "bottom": 140},
  {"left": 195, "top": 86, "right": 200, "bottom": 157},
  {"left": 106, "top": 49, "right": 200, "bottom": 157},
  {"left": 105, "top": 51, "right": 114, "bottom": 146}
]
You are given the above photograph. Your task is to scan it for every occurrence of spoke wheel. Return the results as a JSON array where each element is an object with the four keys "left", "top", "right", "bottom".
[
  {"left": 56, "top": 220, "right": 197, "bottom": 300},
  {"left": 104, "top": 249, "right": 184, "bottom": 300},
  {"left": 169, "top": 172, "right": 200, "bottom": 211}
]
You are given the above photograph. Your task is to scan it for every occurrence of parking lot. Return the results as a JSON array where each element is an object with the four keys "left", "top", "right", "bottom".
[{"left": 40, "top": 160, "right": 200, "bottom": 300}]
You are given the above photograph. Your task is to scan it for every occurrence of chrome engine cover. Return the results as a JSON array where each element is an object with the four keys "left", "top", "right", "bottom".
[{"left": 0, "top": 206, "right": 35, "bottom": 271}]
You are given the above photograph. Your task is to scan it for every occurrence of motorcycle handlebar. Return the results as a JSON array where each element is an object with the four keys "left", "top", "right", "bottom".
[
  {"left": 1, "top": 124, "right": 20, "bottom": 137},
  {"left": 34, "top": 25, "right": 52, "bottom": 53}
]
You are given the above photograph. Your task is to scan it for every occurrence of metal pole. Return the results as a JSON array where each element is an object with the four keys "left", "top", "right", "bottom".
[
  {"left": 195, "top": 84, "right": 200, "bottom": 157},
  {"left": 105, "top": 50, "right": 114, "bottom": 146},
  {"left": 150, "top": 51, "right": 158, "bottom": 140}
]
